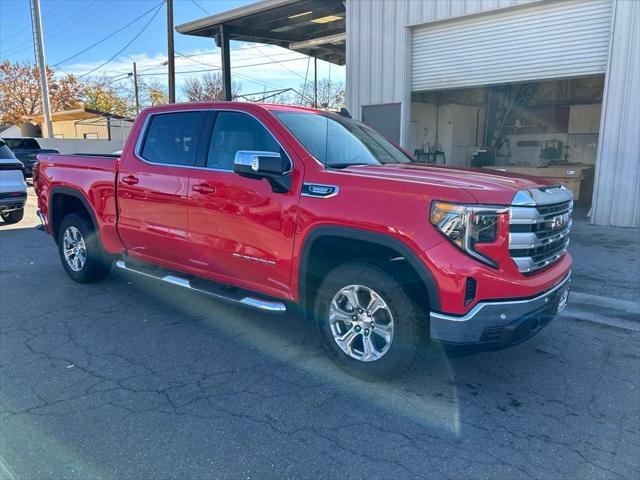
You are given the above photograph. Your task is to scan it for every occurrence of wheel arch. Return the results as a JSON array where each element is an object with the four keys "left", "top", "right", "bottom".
[
  {"left": 297, "top": 226, "right": 440, "bottom": 315},
  {"left": 49, "top": 186, "right": 99, "bottom": 242}
]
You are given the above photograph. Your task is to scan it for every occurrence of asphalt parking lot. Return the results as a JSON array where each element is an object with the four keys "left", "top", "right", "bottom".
[{"left": 1, "top": 190, "right": 639, "bottom": 479}]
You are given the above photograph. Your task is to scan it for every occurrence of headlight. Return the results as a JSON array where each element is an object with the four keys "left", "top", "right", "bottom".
[{"left": 430, "top": 201, "right": 505, "bottom": 267}]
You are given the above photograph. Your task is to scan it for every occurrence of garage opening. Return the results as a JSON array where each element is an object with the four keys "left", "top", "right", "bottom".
[{"left": 409, "top": 75, "right": 604, "bottom": 209}]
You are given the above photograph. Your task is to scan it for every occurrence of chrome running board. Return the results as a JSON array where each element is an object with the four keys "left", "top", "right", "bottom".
[{"left": 114, "top": 260, "right": 286, "bottom": 314}]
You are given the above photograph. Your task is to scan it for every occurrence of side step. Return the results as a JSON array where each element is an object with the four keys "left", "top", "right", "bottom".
[{"left": 114, "top": 260, "right": 286, "bottom": 314}]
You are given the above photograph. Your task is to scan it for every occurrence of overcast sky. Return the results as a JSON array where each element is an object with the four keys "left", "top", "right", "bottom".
[{"left": 0, "top": 0, "right": 345, "bottom": 99}]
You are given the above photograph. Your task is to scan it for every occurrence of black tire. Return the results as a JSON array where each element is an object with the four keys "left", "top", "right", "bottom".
[
  {"left": 57, "top": 213, "right": 112, "bottom": 283},
  {"left": 314, "top": 261, "right": 425, "bottom": 380},
  {"left": 1, "top": 208, "right": 24, "bottom": 224}
]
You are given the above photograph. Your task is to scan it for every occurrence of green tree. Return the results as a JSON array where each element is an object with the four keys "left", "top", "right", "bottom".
[{"left": 79, "top": 77, "right": 133, "bottom": 117}]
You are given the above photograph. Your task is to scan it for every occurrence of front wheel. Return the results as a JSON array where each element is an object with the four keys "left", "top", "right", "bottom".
[
  {"left": 314, "top": 262, "right": 425, "bottom": 379},
  {"left": 1, "top": 208, "right": 24, "bottom": 224},
  {"left": 57, "top": 213, "right": 112, "bottom": 283}
]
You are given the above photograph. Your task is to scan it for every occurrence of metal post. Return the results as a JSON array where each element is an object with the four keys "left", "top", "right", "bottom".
[
  {"left": 313, "top": 56, "right": 318, "bottom": 108},
  {"left": 133, "top": 62, "right": 140, "bottom": 114},
  {"left": 219, "top": 25, "right": 232, "bottom": 101},
  {"left": 166, "top": 0, "right": 175, "bottom": 103},
  {"left": 29, "top": 0, "right": 53, "bottom": 138}
]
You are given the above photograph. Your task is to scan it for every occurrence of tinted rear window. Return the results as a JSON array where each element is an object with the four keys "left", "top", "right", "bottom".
[
  {"left": 140, "top": 112, "right": 205, "bottom": 166},
  {"left": 5, "top": 138, "right": 40, "bottom": 149}
]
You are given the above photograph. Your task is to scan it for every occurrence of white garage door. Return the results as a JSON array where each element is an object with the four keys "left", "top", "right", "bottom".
[{"left": 411, "top": 0, "right": 612, "bottom": 92}]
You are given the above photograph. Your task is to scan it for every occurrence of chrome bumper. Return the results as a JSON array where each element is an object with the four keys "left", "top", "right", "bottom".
[{"left": 430, "top": 273, "right": 571, "bottom": 346}]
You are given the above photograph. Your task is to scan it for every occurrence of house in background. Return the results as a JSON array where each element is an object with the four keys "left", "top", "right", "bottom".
[{"left": 25, "top": 107, "right": 134, "bottom": 142}]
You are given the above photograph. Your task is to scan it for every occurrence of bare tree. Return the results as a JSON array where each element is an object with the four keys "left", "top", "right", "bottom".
[
  {"left": 182, "top": 73, "right": 240, "bottom": 102},
  {"left": 298, "top": 78, "right": 345, "bottom": 109}
]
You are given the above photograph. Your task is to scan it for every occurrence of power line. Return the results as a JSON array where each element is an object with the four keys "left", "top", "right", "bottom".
[
  {"left": 173, "top": 52, "right": 306, "bottom": 89},
  {"left": 2, "top": 0, "right": 108, "bottom": 57},
  {"left": 52, "top": 1, "right": 164, "bottom": 67},
  {"left": 179, "top": 49, "right": 307, "bottom": 62},
  {"left": 190, "top": 0, "right": 210, "bottom": 15},
  {"left": 1, "top": 0, "right": 66, "bottom": 45},
  {"left": 77, "top": 3, "right": 164, "bottom": 79},
  {"left": 252, "top": 45, "right": 306, "bottom": 81}
]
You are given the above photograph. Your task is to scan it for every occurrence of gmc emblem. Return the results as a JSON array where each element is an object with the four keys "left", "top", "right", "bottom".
[{"left": 551, "top": 213, "right": 569, "bottom": 231}]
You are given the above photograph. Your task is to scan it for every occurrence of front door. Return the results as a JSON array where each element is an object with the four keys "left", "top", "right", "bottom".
[
  {"left": 187, "top": 110, "right": 300, "bottom": 299},
  {"left": 117, "top": 110, "right": 207, "bottom": 267}
]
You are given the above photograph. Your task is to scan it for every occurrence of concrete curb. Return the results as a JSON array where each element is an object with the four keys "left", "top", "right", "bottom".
[{"left": 561, "top": 290, "right": 640, "bottom": 332}]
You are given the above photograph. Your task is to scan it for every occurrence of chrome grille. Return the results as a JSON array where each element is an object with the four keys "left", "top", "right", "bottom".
[{"left": 509, "top": 188, "right": 573, "bottom": 274}]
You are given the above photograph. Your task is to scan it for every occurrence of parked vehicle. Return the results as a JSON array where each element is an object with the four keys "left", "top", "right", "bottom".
[
  {"left": 0, "top": 139, "right": 27, "bottom": 224},
  {"left": 34, "top": 103, "right": 573, "bottom": 378},
  {"left": 4, "top": 137, "right": 59, "bottom": 177}
]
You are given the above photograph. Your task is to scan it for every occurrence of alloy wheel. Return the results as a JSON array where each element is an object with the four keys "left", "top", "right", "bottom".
[
  {"left": 62, "top": 226, "right": 87, "bottom": 272},
  {"left": 328, "top": 284, "right": 395, "bottom": 362}
]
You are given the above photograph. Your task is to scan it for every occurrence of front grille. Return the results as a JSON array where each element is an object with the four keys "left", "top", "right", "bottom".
[{"left": 509, "top": 189, "right": 573, "bottom": 274}]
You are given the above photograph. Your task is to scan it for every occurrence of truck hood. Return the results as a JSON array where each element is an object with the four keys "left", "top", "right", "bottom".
[{"left": 341, "top": 164, "right": 554, "bottom": 205}]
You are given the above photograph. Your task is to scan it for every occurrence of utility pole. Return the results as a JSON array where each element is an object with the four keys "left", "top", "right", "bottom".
[
  {"left": 166, "top": 0, "right": 175, "bottom": 103},
  {"left": 313, "top": 57, "right": 318, "bottom": 108},
  {"left": 132, "top": 62, "right": 140, "bottom": 115},
  {"left": 29, "top": 0, "right": 53, "bottom": 138}
]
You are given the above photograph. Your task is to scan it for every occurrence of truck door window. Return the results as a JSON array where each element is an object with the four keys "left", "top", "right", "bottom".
[
  {"left": 206, "top": 111, "right": 281, "bottom": 170},
  {"left": 140, "top": 111, "right": 205, "bottom": 166}
]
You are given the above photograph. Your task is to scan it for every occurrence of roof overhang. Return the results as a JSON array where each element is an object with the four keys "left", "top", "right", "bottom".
[
  {"left": 26, "top": 108, "right": 131, "bottom": 123},
  {"left": 176, "top": 0, "right": 346, "bottom": 65}
]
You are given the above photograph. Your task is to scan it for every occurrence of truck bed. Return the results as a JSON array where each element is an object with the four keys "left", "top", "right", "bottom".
[{"left": 35, "top": 153, "right": 121, "bottom": 251}]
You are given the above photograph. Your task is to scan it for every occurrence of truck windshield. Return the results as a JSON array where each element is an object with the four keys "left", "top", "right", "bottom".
[{"left": 273, "top": 111, "right": 413, "bottom": 168}]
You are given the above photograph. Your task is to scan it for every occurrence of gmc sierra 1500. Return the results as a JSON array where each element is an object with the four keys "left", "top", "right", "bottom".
[{"left": 35, "top": 102, "right": 572, "bottom": 378}]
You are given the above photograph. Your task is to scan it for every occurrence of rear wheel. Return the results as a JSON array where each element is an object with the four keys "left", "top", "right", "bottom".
[
  {"left": 57, "top": 213, "right": 112, "bottom": 283},
  {"left": 314, "top": 261, "right": 425, "bottom": 379},
  {"left": 1, "top": 208, "right": 24, "bottom": 224}
]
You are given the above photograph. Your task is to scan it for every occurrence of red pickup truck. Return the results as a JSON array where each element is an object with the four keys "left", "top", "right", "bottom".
[{"left": 34, "top": 102, "right": 572, "bottom": 378}]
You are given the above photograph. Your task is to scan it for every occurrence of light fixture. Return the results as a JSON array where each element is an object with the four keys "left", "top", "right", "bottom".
[
  {"left": 311, "top": 15, "right": 342, "bottom": 24},
  {"left": 288, "top": 11, "right": 312, "bottom": 19}
]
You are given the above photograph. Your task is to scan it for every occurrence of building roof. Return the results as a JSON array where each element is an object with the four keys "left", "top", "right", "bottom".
[
  {"left": 176, "top": 0, "right": 345, "bottom": 65},
  {"left": 26, "top": 107, "right": 132, "bottom": 123}
]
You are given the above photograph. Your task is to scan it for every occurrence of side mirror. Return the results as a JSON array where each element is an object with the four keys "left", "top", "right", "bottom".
[{"left": 234, "top": 150, "right": 291, "bottom": 193}]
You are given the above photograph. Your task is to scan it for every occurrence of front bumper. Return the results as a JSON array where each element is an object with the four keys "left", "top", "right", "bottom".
[{"left": 430, "top": 272, "right": 571, "bottom": 348}]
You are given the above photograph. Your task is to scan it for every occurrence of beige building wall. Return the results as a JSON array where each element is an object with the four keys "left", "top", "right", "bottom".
[{"left": 51, "top": 118, "right": 110, "bottom": 139}]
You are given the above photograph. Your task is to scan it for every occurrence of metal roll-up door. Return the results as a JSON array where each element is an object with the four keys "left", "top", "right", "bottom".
[{"left": 411, "top": 0, "right": 612, "bottom": 92}]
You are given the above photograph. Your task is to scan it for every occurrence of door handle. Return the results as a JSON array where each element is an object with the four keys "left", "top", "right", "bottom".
[
  {"left": 121, "top": 175, "right": 139, "bottom": 185},
  {"left": 192, "top": 184, "right": 216, "bottom": 194}
]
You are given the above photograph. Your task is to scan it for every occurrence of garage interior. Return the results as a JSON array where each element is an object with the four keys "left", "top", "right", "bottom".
[{"left": 409, "top": 75, "right": 604, "bottom": 207}]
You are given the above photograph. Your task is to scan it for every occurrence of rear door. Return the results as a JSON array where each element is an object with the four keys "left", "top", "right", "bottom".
[
  {"left": 187, "top": 110, "right": 300, "bottom": 299},
  {"left": 116, "top": 110, "right": 207, "bottom": 267}
]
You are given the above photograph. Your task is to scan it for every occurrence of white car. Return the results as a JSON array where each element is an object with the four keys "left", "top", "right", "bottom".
[{"left": 0, "top": 139, "right": 27, "bottom": 224}]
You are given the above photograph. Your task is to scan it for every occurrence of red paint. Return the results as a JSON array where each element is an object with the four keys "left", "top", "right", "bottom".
[{"left": 35, "top": 102, "right": 571, "bottom": 315}]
